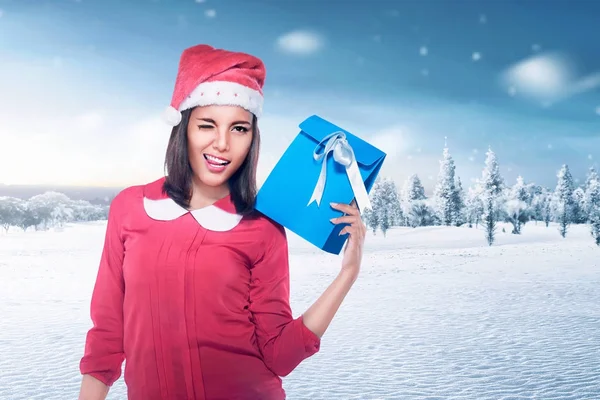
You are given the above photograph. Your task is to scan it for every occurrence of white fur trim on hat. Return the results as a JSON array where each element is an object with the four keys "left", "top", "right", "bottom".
[
  {"left": 178, "top": 80, "right": 264, "bottom": 119},
  {"left": 163, "top": 106, "right": 182, "bottom": 126}
]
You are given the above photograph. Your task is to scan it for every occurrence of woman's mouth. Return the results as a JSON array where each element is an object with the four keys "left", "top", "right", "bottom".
[{"left": 204, "top": 154, "right": 231, "bottom": 173}]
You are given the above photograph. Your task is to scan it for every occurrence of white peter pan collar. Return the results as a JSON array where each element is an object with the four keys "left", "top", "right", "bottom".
[{"left": 142, "top": 178, "right": 243, "bottom": 232}]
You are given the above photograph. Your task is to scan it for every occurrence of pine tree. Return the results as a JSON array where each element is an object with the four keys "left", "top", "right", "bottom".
[
  {"left": 552, "top": 164, "right": 575, "bottom": 238},
  {"left": 584, "top": 167, "right": 600, "bottom": 220},
  {"left": 583, "top": 172, "right": 600, "bottom": 246},
  {"left": 504, "top": 175, "right": 531, "bottom": 234},
  {"left": 482, "top": 192, "right": 496, "bottom": 246},
  {"left": 453, "top": 176, "right": 466, "bottom": 226},
  {"left": 401, "top": 174, "right": 432, "bottom": 228},
  {"left": 585, "top": 167, "right": 599, "bottom": 189},
  {"left": 480, "top": 147, "right": 505, "bottom": 245},
  {"left": 368, "top": 177, "right": 401, "bottom": 236},
  {"left": 433, "top": 142, "right": 461, "bottom": 226},
  {"left": 529, "top": 185, "right": 546, "bottom": 224},
  {"left": 542, "top": 190, "right": 553, "bottom": 227},
  {"left": 572, "top": 187, "right": 587, "bottom": 223},
  {"left": 465, "top": 185, "right": 483, "bottom": 228},
  {"left": 403, "top": 174, "right": 426, "bottom": 202}
]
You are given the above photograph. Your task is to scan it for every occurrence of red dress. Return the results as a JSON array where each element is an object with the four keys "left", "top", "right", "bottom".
[{"left": 79, "top": 177, "right": 321, "bottom": 400}]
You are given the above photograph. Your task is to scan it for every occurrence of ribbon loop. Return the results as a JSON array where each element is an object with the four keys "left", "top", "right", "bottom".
[{"left": 307, "top": 131, "right": 372, "bottom": 213}]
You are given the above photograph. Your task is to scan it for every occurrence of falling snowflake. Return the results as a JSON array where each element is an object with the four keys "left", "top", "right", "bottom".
[
  {"left": 547, "top": 144, "right": 553, "bottom": 149},
  {"left": 507, "top": 167, "right": 513, "bottom": 172},
  {"left": 468, "top": 156, "right": 475, "bottom": 162},
  {"left": 472, "top": 148, "right": 478, "bottom": 154},
  {"left": 205, "top": 9, "right": 216, "bottom": 18},
  {"left": 595, "top": 106, "right": 600, "bottom": 115},
  {"left": 419, "top": 46, "right": 428, "bottom": 56},
  {"left": 532, "top": 44, "right": 542, "bottom": 52},
  {"left": 407, "top": 155, "right": 413, "bottom": 160},
  {"left": 195, "top": 0, "right": 206, "bottom": 2},
  {"left": 479, "top": 14, "right": 487, "bottom": 24},
  {"left": 373, "top": 35, "right": 382, "bottom": 43},
  {"left": 421, "top": 68, "right": 429, "bottom": 76},
  {"left": 416, "top": 147, "right": 422, "bottom": 153},
  {"left": 589, "top": 154, "right": 594, "bottom": 160},
  {"left": 472, "top": 52, "right": 482, "bottom": 61}
]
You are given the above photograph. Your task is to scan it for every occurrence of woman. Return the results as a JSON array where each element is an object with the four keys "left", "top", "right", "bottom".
[{"left": 78, "top": 44, "right": 366, "bottom": 400}]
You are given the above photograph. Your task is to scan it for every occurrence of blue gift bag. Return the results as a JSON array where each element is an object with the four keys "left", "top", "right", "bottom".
[{"left": 254, "top": 115, "right": 386, "bottom": 255}]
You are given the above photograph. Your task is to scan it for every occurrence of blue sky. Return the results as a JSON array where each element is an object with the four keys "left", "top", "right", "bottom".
[{"left": 0, "top": 0, "right": 598, "bottom": 193}]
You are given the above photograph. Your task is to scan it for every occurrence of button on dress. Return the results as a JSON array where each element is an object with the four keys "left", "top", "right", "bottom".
[{"left": 79, "top": 177, "right": 321, "bottom": 399}]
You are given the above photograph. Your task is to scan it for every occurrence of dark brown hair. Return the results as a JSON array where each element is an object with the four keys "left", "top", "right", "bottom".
[{"left": 162, "top": 107, "right": 260, "bottom": 216}]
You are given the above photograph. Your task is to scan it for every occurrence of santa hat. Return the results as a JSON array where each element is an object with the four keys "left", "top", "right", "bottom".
[{"left": 163, "top": 44, "right": 266, "bottom": 126}]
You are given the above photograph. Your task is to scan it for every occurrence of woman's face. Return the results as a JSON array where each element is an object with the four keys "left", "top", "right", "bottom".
[{"left": 187, "top": 105, "right": 254, "bottom": 190}]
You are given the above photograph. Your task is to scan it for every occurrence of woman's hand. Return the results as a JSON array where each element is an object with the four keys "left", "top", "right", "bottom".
[{"left": 330, "top": 200, "right": 366, "bottom": 281}]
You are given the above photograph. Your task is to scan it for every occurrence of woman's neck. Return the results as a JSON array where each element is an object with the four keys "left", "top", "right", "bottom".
[{"left": 189, "top": 177, "right": 230, "bottom": 210}]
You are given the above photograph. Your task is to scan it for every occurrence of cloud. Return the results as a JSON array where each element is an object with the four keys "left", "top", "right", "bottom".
[
  {"left": 75, "top": 111, "right": 104, "bottom": 132},
  {"left": 276, "top": 30, "right": 324, "bottom": 56},
  {"left": 369, "top": 126, "right": 409, "bottom": 161},
  {"left": 498, "top": 51, "right": 600, "bottom": 103}
]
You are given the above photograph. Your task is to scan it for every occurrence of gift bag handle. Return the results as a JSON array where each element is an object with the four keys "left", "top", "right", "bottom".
[{"left": 307, "top": 131, "right": 372, "bottom": 213}]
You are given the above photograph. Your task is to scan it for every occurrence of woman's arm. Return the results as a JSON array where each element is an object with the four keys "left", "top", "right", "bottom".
[
  {"left": 249, "top": 202, "right": 365, "bottom": 376},
  {"left": 300, "top": 268, "right": 357, "bottom": 339},
  {"left": 302, "top": 202, "right": 365, "bottom": 338},
  {"left": 78, "top": 191, "right": 128, "bottom": 399},
  {"left": 78, "top": 374, "right": 109, "bottom": 400}
]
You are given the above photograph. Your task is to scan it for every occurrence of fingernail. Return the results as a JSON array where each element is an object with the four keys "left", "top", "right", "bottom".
[{"left": 330, "top": 202, "right": 337, "bottom": 206}]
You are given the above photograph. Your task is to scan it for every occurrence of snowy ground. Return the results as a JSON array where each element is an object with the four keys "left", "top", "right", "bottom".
[{"left": 1, "top": 221, "right": 599, "bottom": 400}]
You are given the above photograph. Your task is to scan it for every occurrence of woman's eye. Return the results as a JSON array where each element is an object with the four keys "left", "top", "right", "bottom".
[
  {"left": 233, "top": 126, "right": 249, "bottom": 133},
  {"left": 198, "top": 125, "right": 214, "bottom": 130}
]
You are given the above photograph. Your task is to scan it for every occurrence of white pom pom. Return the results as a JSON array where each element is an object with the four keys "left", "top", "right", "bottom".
[{"left": 163, "top": 105, "right": 182, "bottom": 126}]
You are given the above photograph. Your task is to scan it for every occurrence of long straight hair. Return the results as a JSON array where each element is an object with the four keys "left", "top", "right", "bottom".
[{"left": 162, "top": 107, "right": 260, "bottom": 216}]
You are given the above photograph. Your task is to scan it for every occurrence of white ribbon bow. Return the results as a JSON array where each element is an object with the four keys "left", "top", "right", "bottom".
[{"left": 307, "top": 131, "right": 372, "bottom": 213}]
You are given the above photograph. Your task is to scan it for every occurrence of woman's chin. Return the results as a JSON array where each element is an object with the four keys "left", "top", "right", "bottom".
[{"left": 196, "top": 168, "right": 230, "bottom": 189}]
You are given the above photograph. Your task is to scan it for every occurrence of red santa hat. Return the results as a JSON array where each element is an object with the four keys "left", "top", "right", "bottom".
[{"left": 163, "top": 44, "right": 266, "bottom": 126}]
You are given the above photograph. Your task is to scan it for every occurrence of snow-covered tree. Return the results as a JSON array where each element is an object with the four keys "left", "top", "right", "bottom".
[
  {"left": 583, "top": 171, "right": 600, "bottom": 245},
  {"left": 530, "top": 187, "right": 552, "bottom": 227},
  {"left": 464, "top": 185, "right": 483, "bottom": 228},
  {"left": 0, "top": 191, "right": 107, "bottom": 232},
  {"left": 402, "top": 174, "right": 426, "bottom": 202},
  {"left": 0, "top": 196, "right": 25, "bottom": 232},
  {"left": 453, "top": 176, "right": 466, "bottom": 226},
  {"left": 362, "top": 207, "right": 378, "bottom": 235},
  {"left": 479, "top": 147, "right": 505, "bottom": 245},
  {"left": 365, "top": 177, "right": 401, "bottom": 236},
  {"left": 529, "top": 186, "right": 546, "bottom": 224},
  {"left": 552, "top": 164, "right": 575, "bottom": 238},
  {"left": 401, "top": 174, "right": 434, "bottom": 228},
  {"left": 482, "top": 192, "right": 496, "bottom": 246},
  {"left": 433, "top": 144, "right": 462, "bottom": 226},
  {"left": 584, "top": 167, "right": 600, "bottom": 220},
  {"left": 504, "top": 175, "right": 531, "bottom": 234},
  {"left": 572, "top": 187, "right": 587, "bottom": 223},
  {"left": 585, "top": 167, "right": 599, "bottom": 189}
]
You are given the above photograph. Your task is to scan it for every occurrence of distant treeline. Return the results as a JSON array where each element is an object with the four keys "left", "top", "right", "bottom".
[{"left": 0, "top": 191, "right": 108, "bottom": 232}]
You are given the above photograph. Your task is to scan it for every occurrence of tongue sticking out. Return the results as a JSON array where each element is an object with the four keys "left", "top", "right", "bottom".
[{"left": 204, "top": 154, "right": 230, "bottom": 165}]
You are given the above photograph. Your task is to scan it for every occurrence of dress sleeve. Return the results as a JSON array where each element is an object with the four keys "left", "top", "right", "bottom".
[
  {"left": 79, "top": 192, "right": 126, "bottom": 386},
  {"left": 248, "top": 221, "right": 321, "bottom": 377}
]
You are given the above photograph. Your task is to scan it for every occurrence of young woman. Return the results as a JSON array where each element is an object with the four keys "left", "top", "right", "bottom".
[{"left": 78, "top": 44, "right": 366, "bottom": 400}]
